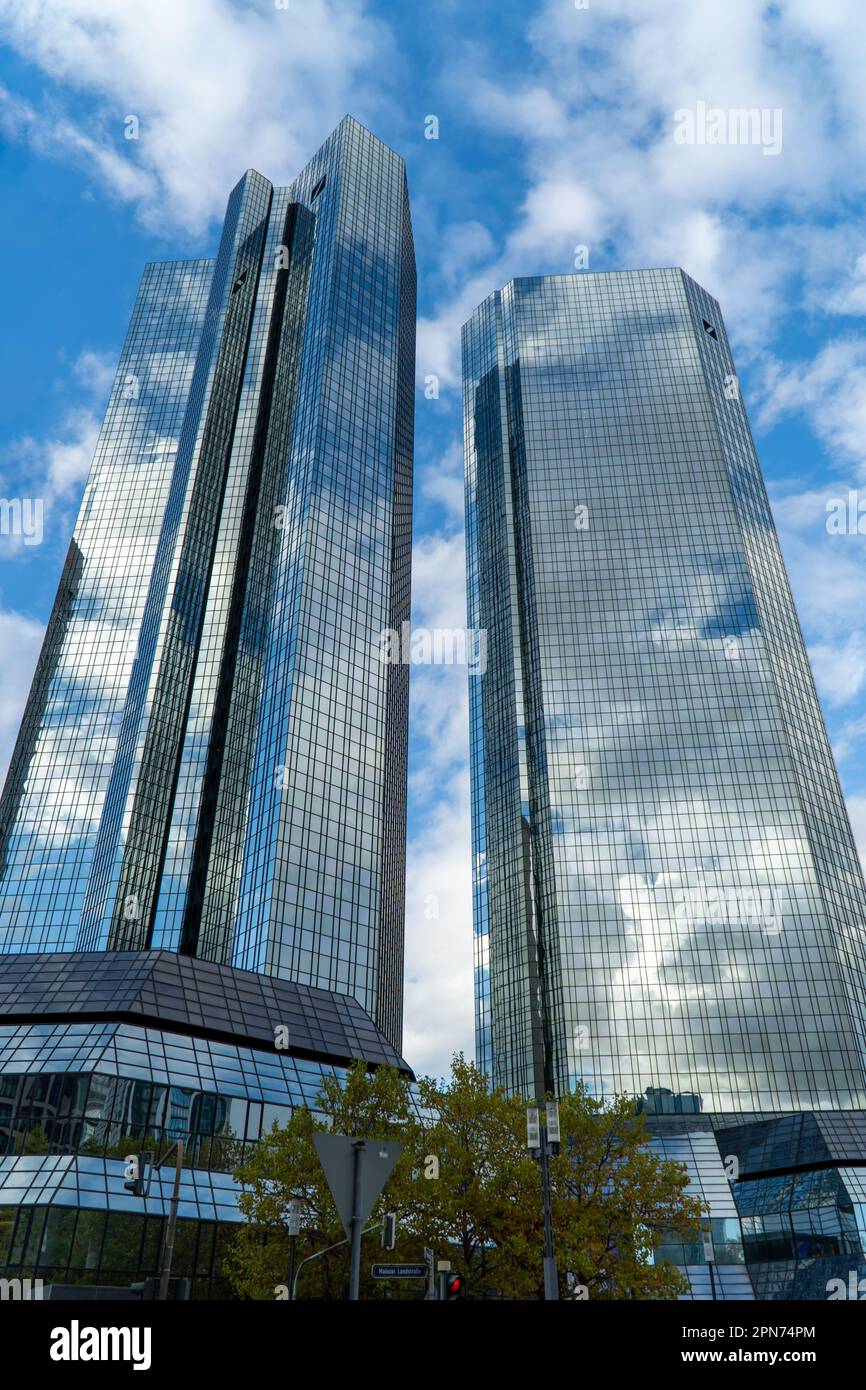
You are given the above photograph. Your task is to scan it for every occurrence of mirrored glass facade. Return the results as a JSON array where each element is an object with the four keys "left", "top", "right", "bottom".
[
  {"left": 464, "top": 269, "right": 866, "bottom": 1110},
  {"left": 710, "top": 1110, "right": 866, "bottom": 1299},
  {"left": 0, "top": 116, "right": 415, "bottom": 1048},
  {"left": 0, "top": 947, "right": 413, "bottom": 1297},
  {"left": 0, "top": 1022, "right": 377, "bottom": 1299}
]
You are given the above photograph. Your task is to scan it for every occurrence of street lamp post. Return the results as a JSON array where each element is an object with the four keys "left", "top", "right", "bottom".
[
  {"left": 702, "top": 1228, "right": 717, "bottom": 1301},
  {"left": 156, "top": 1139, "right": 184, "bottom": 1302},
  {"left": 285, "top": 1198, "right": 306, "bottom": 1302},
  {"left": 527, "top": 1100, "right": 561, "bottom": 1301}
]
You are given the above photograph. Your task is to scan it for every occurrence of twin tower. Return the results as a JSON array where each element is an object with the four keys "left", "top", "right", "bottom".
[
  {"left": 0, "top": 117, "right": 414, "bottom": 1049},
  {"left": 1, "top": 116, "right": 866, "bottom": 1297}
]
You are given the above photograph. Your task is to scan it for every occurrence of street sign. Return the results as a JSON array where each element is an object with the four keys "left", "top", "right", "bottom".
[
  {"left": 546, "top": 1100, "right": 561, "bottom": 1144},
  {"left": 526, "top": 1106, "right": 540, "bottom": 1148},
  {"left": 285, "top": 1198, "right": 306, "bottom": 1237},
  {"left": 371, "top": 1264, "right": 427, "bottom": 1279},
  {"left": 312, "top": 1133, "right": 403, "bottom": 1239}
]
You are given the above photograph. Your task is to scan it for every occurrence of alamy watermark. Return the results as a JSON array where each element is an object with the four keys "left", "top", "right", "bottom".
[
  {"left": 378, "top": 622, "right": 487, "bottom": 675},
  {"left": 826, "top": 490, "right": 866, "bottom": 534},
  {"left": 673, "top": 102, "right": 782, "bottom": 157},
  {"left": 0, "top": 497, "right": 43, "bottom": 546},
  {"left": 50, "top": 1322, "right": 151, "bottom": 1370},
  {"left": 827, "top": 1272, "right": 866, "bottom": 1300},
  {"left": 0, "top": 1276, "right": 43, "bottom": 1299},
  {"left": 674, "top": 883, "right": 780, "bottom": 934}
]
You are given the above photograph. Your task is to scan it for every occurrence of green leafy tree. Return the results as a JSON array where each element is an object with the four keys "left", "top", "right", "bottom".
[
  {"left": 228, "top": 1062, "right": 417, "bottom": 1300},
  {"left": 404, "top": 1054, "right": 540, "bottom": 1299},
  {"left": 228, "top": 1056, "right": 704, "bottom": 1301},
  {"left": 550, "top": 1087, "right": 705, "bottom": 1300}
]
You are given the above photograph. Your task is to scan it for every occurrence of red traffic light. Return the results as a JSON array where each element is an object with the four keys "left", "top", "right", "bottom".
[{"left": 446, "top": 1274, "right": 466, "bottom": 1299}]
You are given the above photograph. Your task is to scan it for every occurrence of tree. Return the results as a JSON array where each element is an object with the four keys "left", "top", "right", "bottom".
[
  {"left": 228, "top": 1062, "right": 417, "bottom": 1300},
  {"left": 228, "top": 1056, "right": 705, "bottom": 1301},
  {"left": 550, "top": 1087, "right": 705, "bottom": 1300},
  {"left": 406, "top": 1060, "right": 702, "bottom": 1300},
  {"left": 404, "top": 1054, "right": 540, "bottom": 1299}
]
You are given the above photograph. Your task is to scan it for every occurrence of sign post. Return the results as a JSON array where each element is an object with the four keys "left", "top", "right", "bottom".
[
  {"left": 527, "top": 1103, "right": 560, "bottom": 1301},
  {"left": 423, "top": 1246, "right": 436, "bottom": 1300},
  {"left": 311, "top": 1133, "right": 402, "bottom": 1301},
  {"left": 348, "top": 1140, "right": 365, "bottom": 1301},
  {"left": 284, "top": 1198, "right": 306, "bottom": 1303}
]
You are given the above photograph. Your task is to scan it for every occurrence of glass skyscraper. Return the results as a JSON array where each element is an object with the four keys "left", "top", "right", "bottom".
[
  {"left": 464, "top": 268, "right": 866, "bottom": 1110},
  {"left": 0, "top": 115, "right": 414, "bottom": 1047},
  {"left": 464, "top": 268, "right": 866, "bottom": 1298},
  {"left": 0, "top": 116, "right": 415, "bottom": 1295}
]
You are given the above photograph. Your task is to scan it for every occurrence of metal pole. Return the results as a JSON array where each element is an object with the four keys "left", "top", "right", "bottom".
[
  {"left": 539, "top": 1124, "right": 559, "bottom": 1301},
  {"left": 292, "top": 1222, "right": 378, "bottom": 1300},
  {"left": 158, "top": 1139, "right": 183, "bottom": 1301},
  {"left": 423, "top": 1248, "right": 436, "bottom": 1300},
  {"left": 287, "top": 1234, "right": 297, "bottom": 1303},
  {"left": 293, "top": 1234, "right": 348, "bottom": 1300},
  {"left": 348, "top": 1140, "right": 365, "bottom": 1301}
]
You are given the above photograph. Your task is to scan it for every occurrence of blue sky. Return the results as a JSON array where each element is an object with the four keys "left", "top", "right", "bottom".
[{"left": 1, "top": 0, "right": 866, "bottom": 1077}]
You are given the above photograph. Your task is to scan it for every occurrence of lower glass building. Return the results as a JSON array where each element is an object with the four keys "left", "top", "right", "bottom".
[
  {"left": 640, "top": 1092, "right": 866, "bottom": 1300},
  {"left": 0, "top": 951, "right": 411, "bottom": 1297},
  {"left": 715, "top": 1110, "right": 866, "bottom": 1300}
]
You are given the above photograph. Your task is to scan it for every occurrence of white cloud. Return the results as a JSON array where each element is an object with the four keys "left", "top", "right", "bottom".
[
  {"left": 404, "top": 529, "right": 474, "bottom": 1075},
  {"left": 757, "top": 342, "right": 866, "bottom": 471},
  {"left": 0, "top": 347, "right": 116, "bottom": 558},
  {"left": 0, "top": 84, "right": 157, "bottom": 206},
  {"left": 73, "top": 349, "right": 118, "bottom": 400},
  {"left": 411, "top": 531, "right": 467, "bottom": 633},
  {"left": 845, "top": 794, "right": 866, "bottom": 880},
  {"left": 417, "top": 280, "right": 482, "bottom": 391},
  {"left": 408, "top": 531, "right": 471, "bottom": 786},
  {"left": 769, "top": 485, "right": 866, "bottom": 759},
  {"left": 42, "top": 407, "right": 102, "bottom": 496},
  {"left": 832, "top": 714, "right": 866, "bottom": 767},
  {"left": 404, "top": 767, "right": 474, "bottom": 1079},
  {"left": 768, "top": 484, "right": 841, "bottom": 534},
  {"left": 418, "top": 439, "right": 464, "bottom": 526},
  {"left": 420, "top": 0, "right": 866, "bottom": 387},
  {"left": 0, "top": 612, "right": 44, "bottom": 790},
  {"left": 0, "top": 0, "right": 393, "bottom": 237},
  {"left": 810, "top": 634, "right": 866, "bottom": 707},
  {"left": 778, "top": 530, "right": 866, "bottom": 639},
  {"left": 823, "top": 252, "right": 866, "bottom": 317},
  {"left": 436, "top": 222, "right": 496, "bottom": 292}
]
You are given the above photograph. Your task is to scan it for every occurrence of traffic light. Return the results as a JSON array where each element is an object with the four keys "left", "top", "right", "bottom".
[
  {"left": 381, "top": 1211, "right": 397, "bottom": 1250},
  {"left": 446, "top": 1273, "right": 466, "bottom": 1300},
  {"left": 123, "top": 1153, "right": 145, "bottom": 1197}
]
